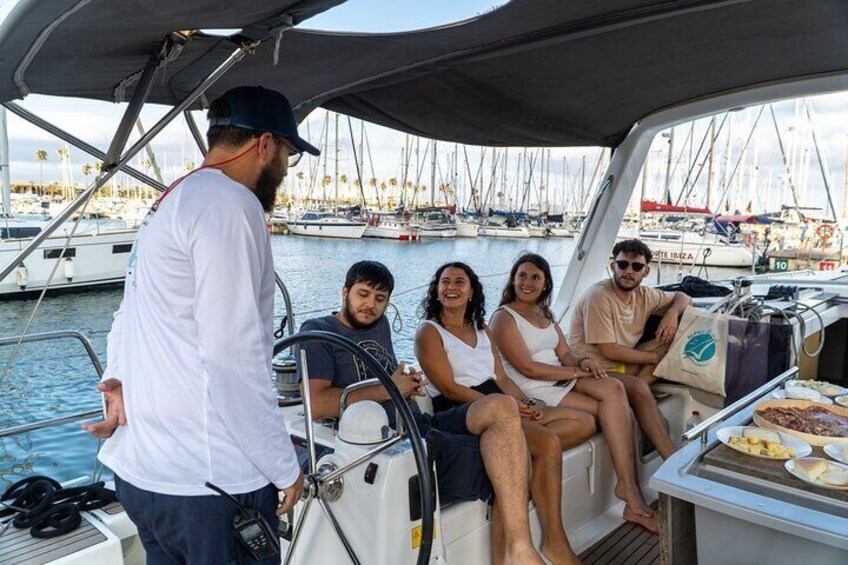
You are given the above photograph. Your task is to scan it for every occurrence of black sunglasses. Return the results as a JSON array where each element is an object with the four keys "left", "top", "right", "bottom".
[{"left": 614, "top": 260, "right": 647, "bottom": 272}]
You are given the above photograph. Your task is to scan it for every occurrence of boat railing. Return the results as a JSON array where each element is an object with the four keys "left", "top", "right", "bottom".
[
  {"left": 0, "top": 330, "right": 103, "bottom": 439},
  {"left": 682, "top": 366, "right": 798, "bottom": 446}
]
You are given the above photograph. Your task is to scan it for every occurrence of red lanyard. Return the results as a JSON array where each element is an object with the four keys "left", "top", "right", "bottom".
[{"left": 149, "top": 142, "right": 258, "bottom": 214}]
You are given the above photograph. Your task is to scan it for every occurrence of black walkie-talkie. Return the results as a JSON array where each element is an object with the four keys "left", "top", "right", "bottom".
[{"left": 205, "top": 482, "right": 280, "bottom": 560}]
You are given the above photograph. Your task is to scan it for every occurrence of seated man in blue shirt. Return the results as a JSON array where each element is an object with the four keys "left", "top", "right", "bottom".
[{"left": 299, "top": 261, "right": 546, "bottom": 565}]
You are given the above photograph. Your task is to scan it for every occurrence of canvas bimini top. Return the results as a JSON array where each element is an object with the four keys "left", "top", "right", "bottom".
[{"left": 0, "top": 0, "right": 847, "bottom": 148}]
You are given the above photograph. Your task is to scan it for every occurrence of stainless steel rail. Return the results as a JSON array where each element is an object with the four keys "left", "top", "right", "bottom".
[
  {"left": 682, "top": 366, "right": 798, "bottom": 445},
  {"left": 0, "top": 331, "right": 105, "bottom": 439},
  {"left": 275, "top": 272, "right": 296, "bottom": 336},
  {"left": 339, "top": 378, "right": 381, "bottom": 419}
]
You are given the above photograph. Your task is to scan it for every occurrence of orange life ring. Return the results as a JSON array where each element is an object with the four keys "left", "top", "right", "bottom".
[{"left": 816, "top": 224, "right": 835, "bottom": 239}]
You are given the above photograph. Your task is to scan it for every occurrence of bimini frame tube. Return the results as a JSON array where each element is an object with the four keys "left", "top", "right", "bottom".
[
  {"left": 184, "top": 109, "right": 209, "bottom": 157},
  {"left": 0, "top": 41, "right": 254, "bottom": 285},
  {"left": 2, "top": 101, "right": 167, "bottom": 192}
]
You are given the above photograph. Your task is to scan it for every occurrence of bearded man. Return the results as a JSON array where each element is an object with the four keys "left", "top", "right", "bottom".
[
  {"left": 87, "top": 86, "right": 319, "bottom": 564},
  {"left": 567, "top": 239, "right": 691, "bottom": 459}
]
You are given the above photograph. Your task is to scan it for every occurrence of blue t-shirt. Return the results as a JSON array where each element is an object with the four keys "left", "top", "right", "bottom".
[
  {"left": 296, "top": 314, "right": 419, "bottom": 420},
  {"left": 297, "top": 314, "right": 397, "bottom": 386}
]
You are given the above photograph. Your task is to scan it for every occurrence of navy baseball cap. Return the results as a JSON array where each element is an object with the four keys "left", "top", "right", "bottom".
[{"left": 208, "top": 86, "right": 320, "bottom": 156}]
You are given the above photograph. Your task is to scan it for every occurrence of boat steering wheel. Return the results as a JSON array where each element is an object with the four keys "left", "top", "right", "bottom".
[{"left": 272, "top": 331, "right": 435, "bottom": 565}]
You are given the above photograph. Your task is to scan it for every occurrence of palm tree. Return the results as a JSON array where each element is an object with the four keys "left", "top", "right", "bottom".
[
  {"left": 81, "top": 163, "right": 93, "bottom": 188},
  {"left": 34, "top": 150, "right": 48, "bottom": 194},
  {"left": 57, "top": 147, "right": 70, "bottom": 200}
]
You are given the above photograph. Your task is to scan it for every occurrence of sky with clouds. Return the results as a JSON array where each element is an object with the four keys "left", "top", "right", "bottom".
[{"left": 1, "top": 0, "right": 847, "bottom": 215}]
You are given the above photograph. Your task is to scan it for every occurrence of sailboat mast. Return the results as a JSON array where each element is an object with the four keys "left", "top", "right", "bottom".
[
  {"left": 0, "top": 107, "right": 11, "bottom": 218},
  {"left": 706, "top": 116, "right": 716, "bottom": 211},
  {"left": 334, "top": 113, "right": 339, "bottom": 203},
  {"left": 430, "top": 140, "right": 437, "bottom": 206}
]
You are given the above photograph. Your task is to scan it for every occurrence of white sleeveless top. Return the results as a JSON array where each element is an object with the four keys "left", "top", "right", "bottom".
[
  {"left": 498, "top": 305, "right": 576, "bottom": 398},
  {"left": 420, "top": 320, "right": 496, "bottom": 398}
]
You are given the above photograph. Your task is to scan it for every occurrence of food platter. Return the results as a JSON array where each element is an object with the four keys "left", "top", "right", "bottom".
[
  {"left": 785, "top": 457, "right": 848, "bottom": 491},
  {"left": 717, "top": 426, "right": 811, "bottom": 460},
  {"left": 824, "top": 442, "right": 848, "bottom": 465},
  {"left": 752, "top": 399, "right": 848, "bottom": 447},
  {"left": 771, "top": 389, "right": 832, "bottom": 405},
  {"left": 785, "top": 379, "right": 848, "bottom": 398}
]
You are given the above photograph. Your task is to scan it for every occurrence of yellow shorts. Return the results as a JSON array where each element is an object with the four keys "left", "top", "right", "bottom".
[{"left": 607, "top": 364, "right": 627, "bottom": 374}]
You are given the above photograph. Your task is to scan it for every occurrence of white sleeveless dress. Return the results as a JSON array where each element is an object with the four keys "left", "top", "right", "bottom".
[
  {"left": 498, "top": 305, "right": 576, "bottom": 406},
  {"left": 420, "top": 320, "right": 497, "bottom": 399}
]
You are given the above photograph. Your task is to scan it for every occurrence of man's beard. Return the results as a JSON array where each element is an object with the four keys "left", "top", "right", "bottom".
[
  {"left": 255, "top": 154, "right": 285, "bottom": 212},
  {"left": 343, "top": 300, "right": 381, "bottom": 330},
  {"left": 612, "top": 273, "right": 640, "bottom": 292}
]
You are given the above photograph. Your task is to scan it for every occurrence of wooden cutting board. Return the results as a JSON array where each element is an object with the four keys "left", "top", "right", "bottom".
[{"left": 704, "top": 444, "right": 848, "bottom": 503}]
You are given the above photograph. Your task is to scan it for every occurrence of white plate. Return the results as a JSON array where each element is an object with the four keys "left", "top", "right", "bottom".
[
  {"left": 786, "top": 379, "right": 848, "bottom": 398},
  {"left": 717, "top": 425, "right": 812, "bottom": 460},
  {"left": 785, "top": 457, "right": 848, "bottom": 490},
  {"left": 771, "top": 389, "right": 833, "bottom": 405},
  {"left": 824, "top": 443, "right": 848, "bottom": 465},
  {"left": 835, "top": 394, "right": 848, "bottom": 408}
]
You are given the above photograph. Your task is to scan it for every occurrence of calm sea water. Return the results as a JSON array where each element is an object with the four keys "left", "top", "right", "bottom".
[{"left": 0, "top": 235, "right": 745, "bottom": 488}]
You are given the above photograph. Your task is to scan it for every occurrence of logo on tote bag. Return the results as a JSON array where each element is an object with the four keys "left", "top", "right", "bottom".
[{"left": 683, "top": 331, "right": 718, "bottom": 366}]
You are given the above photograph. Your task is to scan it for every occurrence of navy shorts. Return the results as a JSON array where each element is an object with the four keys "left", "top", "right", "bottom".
[
  {"left": 115, "top": 476, "right": 280, "bottom": 565},
  {"left": 414, "top": 403, "right": 494, "bottom": 505}
]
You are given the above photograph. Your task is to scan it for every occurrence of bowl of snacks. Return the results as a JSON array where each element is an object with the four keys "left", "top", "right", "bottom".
[{"left": 717, "top": 425, "right": 811, "bottom": 460}]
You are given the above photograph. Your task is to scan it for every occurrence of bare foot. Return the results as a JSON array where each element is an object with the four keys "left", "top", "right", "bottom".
[
  {"left": 614, "top": 482, "right": 652, "bottom": 518},
  {"left": 504, "top": 544, "right": 546, "bottom": 565},
  {"left": 541, "top": 541, "right": 582, "bottom": 565},
  {"left": 623, "top": 504, "right": 659, "bottom": 534}
]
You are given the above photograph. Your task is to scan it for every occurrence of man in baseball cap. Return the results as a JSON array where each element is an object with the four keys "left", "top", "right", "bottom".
[{"left": 88, "top": 86, "right": 318, "bottom": 563}]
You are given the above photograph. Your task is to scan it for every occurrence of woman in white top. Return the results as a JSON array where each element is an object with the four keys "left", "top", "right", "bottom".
[
  {"left": 489, "top": 253, "right": 658, "bottom": 533},
  {"left": 415, "top": 262, "right": 594, "bottom": 565}
]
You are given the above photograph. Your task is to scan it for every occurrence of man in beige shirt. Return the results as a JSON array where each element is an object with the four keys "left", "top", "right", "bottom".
[{"left": 568, "top": 239, "right": 691, "bottom": 458}]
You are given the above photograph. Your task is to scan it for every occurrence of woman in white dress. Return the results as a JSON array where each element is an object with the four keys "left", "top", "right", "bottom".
[
  {"left": 489, "top": 253, "right": 658, "bottom": 534},
  {"left": 415, "top": 262, "right": 594, "bottom": 565}
]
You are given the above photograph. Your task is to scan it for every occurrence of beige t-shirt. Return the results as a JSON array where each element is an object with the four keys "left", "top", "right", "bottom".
[{"left": 567, "top": 279, "right": 675, "bottom": 369}]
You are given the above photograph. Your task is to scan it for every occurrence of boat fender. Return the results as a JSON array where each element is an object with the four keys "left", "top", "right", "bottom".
[
  {"left": 63, "top": 257, "right": 74, "bottom": 281},
  {"left": 15, "top": 263, "right": 28, "bottom": 289}
]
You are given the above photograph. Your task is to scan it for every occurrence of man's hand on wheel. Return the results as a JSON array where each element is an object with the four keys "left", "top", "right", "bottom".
[
  {"left": 82, "top": 378, "right": 126, "bottom": 438},
  {"left": 278, "top": 472, "right": 305, "bottom": 515}
]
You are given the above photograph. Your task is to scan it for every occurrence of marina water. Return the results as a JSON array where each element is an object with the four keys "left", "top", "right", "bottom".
[{"left": 0, "top": 236, "right": 746, "bottom": 488}]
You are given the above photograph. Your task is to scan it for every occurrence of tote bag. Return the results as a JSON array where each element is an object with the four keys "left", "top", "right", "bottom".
[{"left": 654, "top": 306, "right": 730, "bottom": 396}]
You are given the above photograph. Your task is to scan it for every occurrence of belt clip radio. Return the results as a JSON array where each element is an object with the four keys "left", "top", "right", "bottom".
[{"left": 205, "top": 482, "right": 280, "bottom": 560}]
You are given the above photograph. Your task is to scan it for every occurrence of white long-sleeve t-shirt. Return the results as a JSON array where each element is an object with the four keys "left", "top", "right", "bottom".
[{"left": 98, "top": 168, "right": 300, "bottom": 496}]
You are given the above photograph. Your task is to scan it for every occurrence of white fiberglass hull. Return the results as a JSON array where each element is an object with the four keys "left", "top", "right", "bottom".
[
  {"left": 548, "top": 226, "right": 576, "bottom": 238},
  {"left": 528, "top": 225, "right": 548, "bottom": 238},
  {"left": 414, "top": 226, "right": 457, "bottom": 238},
  {"left": 0, "top": 229, "right": 137, "bottom": 297},
  {"left": 619, "top": 232, "right": 758, "bottom": 267},
  {"left": 478, "top": 226, "right": 531, "bottom": 239},
  {"left": 288, "top": 221, "right": 367, "bottom": 239},
  {"left": 363, "top": 225, "right": 419, "bottom": 240},
  {"left": 455, "top": 223, "right": 479, "bottom": 238}
]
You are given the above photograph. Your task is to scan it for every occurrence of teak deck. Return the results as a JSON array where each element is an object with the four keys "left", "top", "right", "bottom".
[{"left": 579, "top": 504, "right": 660, "bottom": 565}]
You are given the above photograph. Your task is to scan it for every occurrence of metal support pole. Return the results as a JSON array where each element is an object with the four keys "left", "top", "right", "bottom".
[
  {"left": 184, "top": 110, "right": 208, "bottom": 156},
  {"left": 0, "top": 44, "right": 252, "bottom": 285},
  {"left": 3, "top": 102, "right": 166, "bottom": 191},
  {"left": 103, "top": 39, "right": 175, "bottom": 169}
]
